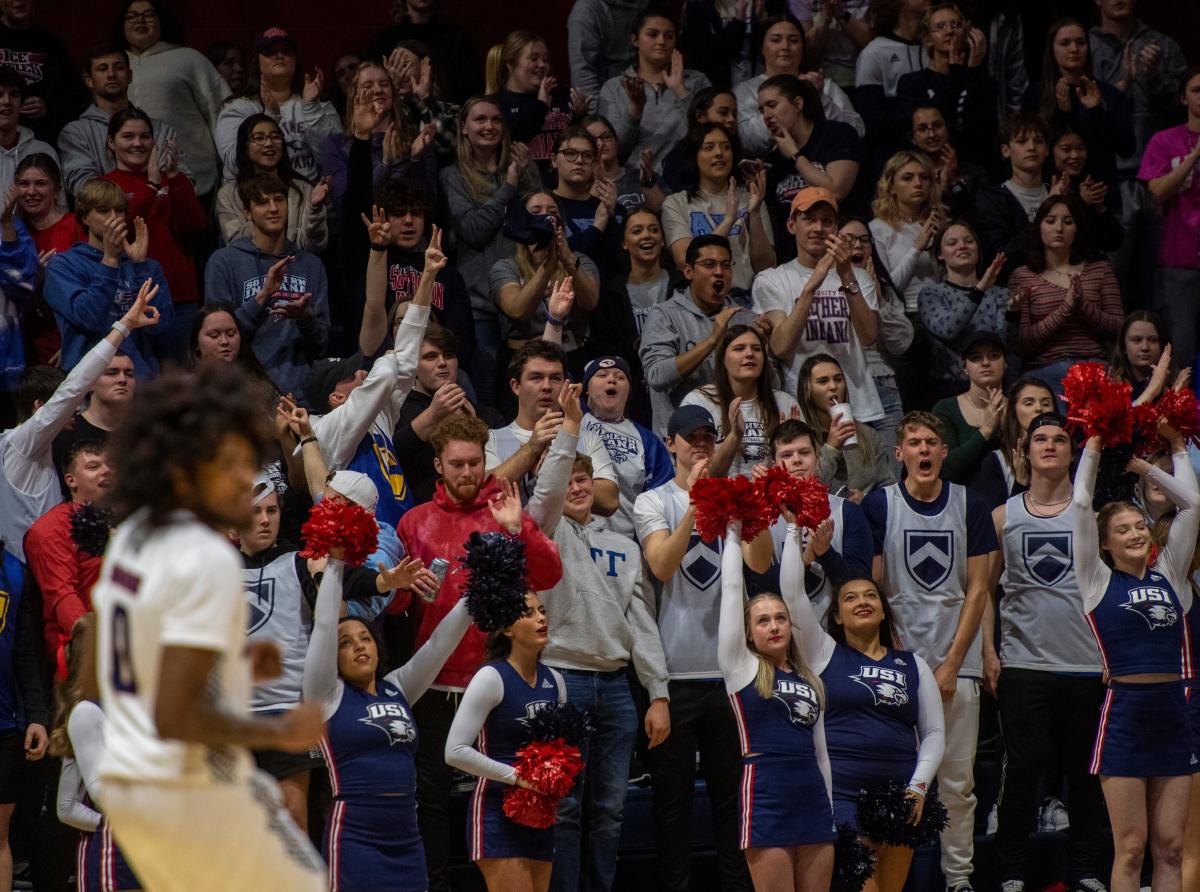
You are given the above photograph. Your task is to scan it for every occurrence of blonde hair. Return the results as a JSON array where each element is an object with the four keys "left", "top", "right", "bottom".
[
  {"left": 744, "top": 593, "right": 825, "bottom": 704},
  {"left": 920, "top": 2, "right": 965, "bottom": 41},
  {"left": 485, "top": 30, "right": 545, "bottom": 95},
  {"left": 74, "top": 179, "right": 126, "bottom": 223},
  {"left": 342, "top": 61, "right": 412, "bottom": 147},
  {"left": 455, "top": 96, "right": 513, "bottom": 205},
  {"left": 871, "top": 150, "right": 943, "bottom": 228}
]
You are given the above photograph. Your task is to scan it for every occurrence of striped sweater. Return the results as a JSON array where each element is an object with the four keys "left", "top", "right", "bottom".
[{"left": 1011, "top": 260, "right": 1123, "bottom": 366}]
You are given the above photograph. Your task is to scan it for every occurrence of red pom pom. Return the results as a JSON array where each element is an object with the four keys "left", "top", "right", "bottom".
[
  {"left": 1061, "top": 362, "right": 1133, "bottom": 446},
  {"left": 1156, "top": 388, "right": 1200, "bottom": 448},
  {"left": 502, "top": 739, "right": 586, "bottom": 828},
  {"left": 691, "top": 476, "right": 778, "bottom": 541},
  {"left": 756, "top": 466, "right": 831, "bottom": 530},
  {"left": 299, "top": 498, "right": 379, "bottom": 566}
]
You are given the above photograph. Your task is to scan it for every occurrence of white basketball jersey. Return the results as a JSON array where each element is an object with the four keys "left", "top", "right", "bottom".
[{"left": 93, "top": 509, "right": 253, "bottom": 784}]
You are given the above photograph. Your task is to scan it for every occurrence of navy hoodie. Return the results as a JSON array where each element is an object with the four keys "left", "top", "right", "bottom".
[{"left": 203, "top": 237, "right": 330, "bottom": 399}]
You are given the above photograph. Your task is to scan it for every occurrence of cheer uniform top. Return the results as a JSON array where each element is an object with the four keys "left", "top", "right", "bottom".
[
  {"left": 718, "top": 525, "right": 836, "bottom": 849},
  {"left": 303, "top": 561, "right": 472, "bottom": 892},
  {"left": 446, "top": 659, "right": 566, "bottom": 862},
  {"left": 1073, "top": 446, "right": 1198, "bottom": 777},
  {"left": 777, "top": 523, "right": 945, "bottom": 831},
  {"left": 57, "top": 702, "right": 140, "bottom": 892}
]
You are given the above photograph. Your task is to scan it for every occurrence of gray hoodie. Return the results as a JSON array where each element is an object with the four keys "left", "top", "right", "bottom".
[
  {"left": 527, "top": 427, "right": 670, "bottom": 700},
  {"left": 57, "top": 104, "right": 187, "bottom": 197},
  {"left": 0, "top": 127, "right": 56, "bottom": 192},
  {"left": 639, "top": 287, "right": 756, "bottom": 435},
  {"left": 567, "top": 0, "right": 649, "bottom": 101},
  {"left": 203, "top": 236, "right": 330, "bottom": 399}
]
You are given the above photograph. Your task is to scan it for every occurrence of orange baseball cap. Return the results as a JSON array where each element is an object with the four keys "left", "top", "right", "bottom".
[{"left": 789, "top": 186, "right": 839, "bottom": 215}]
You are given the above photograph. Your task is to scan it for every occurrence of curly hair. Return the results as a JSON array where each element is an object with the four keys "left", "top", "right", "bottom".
[
  {"left": 430, "top": 413, "right": 490, "bottom": 456},
  {"left": 107, "top": 363, "right": 274, "bottom": 527}
]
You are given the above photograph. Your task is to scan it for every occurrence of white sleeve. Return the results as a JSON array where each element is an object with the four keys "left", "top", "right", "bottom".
[
  {"left": 1072, "top": 445, "right": 1110, "bottom": 612},
  {"left": 444, "top": 666, "right": 518, "bottom": 784},
  {"left": 633, "top": 489, "right": 670, "bottom": 541},
  {"left": 780, "top": 523, "right": 836, "bottom": 672},
  {"left": 1157, "top": 451, "right": 1200, "bottom": 610},
  {"left": 301, "top": 558, "right": 346, "bottom": 720},
  {"left": 814, "top": 712, "right": 833, "bottom": 804},
  {"left": 387, "top": 597, "right": 472, "bottom": 704},
  {"left": 525, "top": 429, "right": 576, "bottom": 535},
  {"left": 582, "top": 428, "right": 617, "bottom": 484},
  {"left": 65, "top": 701, "right": 107, "bottom": 824},
  {"left": 718, "top": 525, "right": 759, "bottom": 693},
  {"left": 56, "top": 758, "right": 100, "bottom": 832},
  {"left": 4, "top": 335, "right": 117, "bottom": 489},
  {"left": 909, "top": 655, "right": 946, "bottom": 792},
  {"left": 485, "top": 430, "right": 502, "bottom": 471},
  {"left": 309, "top": 353, "right": 399, "bottom": 468},
  {"left": 160, "top": 541, "right": 244, "bottom": 651},
  {"left": 383, "top": 303, "right": 431, "bottom": 429}
]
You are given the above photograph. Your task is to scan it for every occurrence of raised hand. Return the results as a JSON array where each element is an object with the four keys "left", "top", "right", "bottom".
[
  {"left": 428, "top": 382, "right": 470, "bottom": 422},
  {"left": 424, "top": 224, "right": 447, "bottom": 273},
  {"left": 414, "top": 57, "right": 433, "bottom": 100},
  {"left": 686, "top": 458, "right": 709, "bottom": 489},
  {"left": 1135, "top": 42, "right": 1162, "bottom": 79},
  {"left": 979, "top": 387, "right": 1007, "bottom": 439},
  {"left": 825, "top": 232, "right": 853, "bottom": 277},
  {"left": 121, "top": 277, "right": 162, "bottom": 330},
  {"left": 377, "top": 556, "right": 433, "bottom": 593},
  {"left": 100, "top": 215, "right": 129, "bottom": 263},
  {"left": 162, "top": 136, "right": 179, "bottom": 176},
  {"left": 310, "top": 175, "right": 331, "bottom": 208},
  {"left": 570, "top": 86, "right": 590, "bottom": 117},
  {"left": 146, "top": 143, "right": 161, "bottom": 185},
  {"left": 1075, "top": 76, "right": 1101, "bottom": 110},
  {"left": 808, "top": 517, "right": 834, "bottom": 556},
  {"left": 303, "top": 67, "right": 324, "bottom": 102},
  {"left": 382, "top": 122, "right": 402, "bottom": 165},
  {"left": 558, "top": 380, "right": 583, "bottom": 425},
  {"left": 1049, "top": 173, "right": 1071, "bottom": 197},
  {"left": 126, "top": 217, "right": 150, "bottom": 263},
  {"left": 547, "top": 275, "right": 574, "bottom": 321},
  {"left": 746, "top": 166, "right": 767, "bottom": 213},
  {"left": 1008, "top": 284, "right": 1029, "bottom": 314},
  {"left": 530, "top": 409, "right": 563, "bottom": 454},
  {"left": 1054, "top": 77, "right": 1072, "bottom": 113},
  {"left": 385, "top": 47, "right": 416, "bottom": 92},
  {"left": 410, "top": 122, "right": 436, "bottom": 160},
  {"left": 1078, "top": 176, "right": 1108, "bottom": 209},
  {"left": 727, "top": 396, "right": 746, "bottom": 441},
  {"left": 711, "top": 304, "right": 738, "bottom": 342},
  {"left": 260, "top": 78, "right": 281, "bottom": 116},
  {"left": 664, "top": 50, "right": 686, "bottom": 96},
  {"left": 621, "top": 74, "right": 646, "bottom": 118},
  {"left": 723, "top": 176, "right": 740, "bottom": 222},
  {"left": 506, "top": 142, "right": 532, "bottom": 186},
  {"left": 537, "top": 74, "right": 558, "bottom": 106},
  {"left": 488, "top": 478, "right": 524, "bottom": 534},
  {"left": 361, "top": 205, "right": 391, "bottom": 248},
  {"left": 352, "top": 88, "right": 385, "bottom": 139},
  {"left": 979, "top": 252, "right": 1005, "bottom": 292},
  {"left": 965, "top": 27, "right": 987, "bottom": 67},
  {"left": 262, "top": 255, "right": 294, "bottom": 298}
]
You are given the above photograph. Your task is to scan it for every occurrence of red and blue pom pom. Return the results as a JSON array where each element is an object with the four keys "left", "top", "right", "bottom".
[
  {"left": 502, "top": 702, "right": 595, "bottom": 829},
  {"left": 1061, "top": 362, "right": 1134, "bottom": 446}
]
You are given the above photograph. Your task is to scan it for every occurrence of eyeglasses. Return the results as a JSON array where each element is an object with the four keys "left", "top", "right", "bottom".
[
  {"left": 913, "top": 121, "right": 947, "bottom": 135},
  {"left": 591, "top": 131, "right": 615, "bottom": 144},
  {"left": 931, "top": 20, "right": 964, "bottom": 32},
  {"left": 557, "top": 148, "right": 596, "bottom": 163},
  {"left": 844, "top": 234, "right": 871, "bottom": 247},
  {"left": 692, "top": 259, "right": 734, "bottom": 271},
  {"left": 125, "top": 11, "right": 158, "bottom": 23},
  {"left": 250, "top": 132, "right": 285, "bottom": 145}
]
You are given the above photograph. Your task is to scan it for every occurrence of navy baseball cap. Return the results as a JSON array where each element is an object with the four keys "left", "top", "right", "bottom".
[
  {"left": 255, "top": 27, "right": 296, "bottom": 57},
  {"left": 304, "top": 352, "right": 363, "bottom": 409},
  {"left": 667, "top": 405, "right": 717, "bottom": 439},
  {"left": 583, "top": 356, "right": 632, "bottom": 391}
]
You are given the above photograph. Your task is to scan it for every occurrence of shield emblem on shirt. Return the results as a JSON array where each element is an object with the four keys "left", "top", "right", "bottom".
[
  {"left": 245, "top": 578, "right": 275, "bottom": 634},
  {"left": 904, "top": 531, "right": 953, "bottom": 592},
  {"left": 681, "top": 533, "right": 722, "bottom": 591},
  {"left": 1022, "top": 532, "right": 1073, "bottom": 586}
]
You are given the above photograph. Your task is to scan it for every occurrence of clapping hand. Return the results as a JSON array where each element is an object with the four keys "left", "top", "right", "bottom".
[
  {"left": 302, "top": 67, "right": 325, "bottom": 102},
  {"left": 488, "top": 478, "right": 524, "bottom": 534}
]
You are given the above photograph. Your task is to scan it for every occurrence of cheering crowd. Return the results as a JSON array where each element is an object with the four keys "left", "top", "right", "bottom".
[{"left": 0, "top": 0, "right": 1198, "bottom": 889}]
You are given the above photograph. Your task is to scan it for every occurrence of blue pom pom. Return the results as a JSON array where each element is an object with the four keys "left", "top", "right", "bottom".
[
  {"left": 525, "top": 702, "right": 595, "bottom": 747},
  {"left": 832, "top": 823, "right": 875, "bottom": 892},
  {"left": 461, "top": 531, "right": 529, "bottom": 632}
]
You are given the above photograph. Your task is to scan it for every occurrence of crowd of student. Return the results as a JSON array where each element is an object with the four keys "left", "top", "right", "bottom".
[{"left": 0, "top": 0, "right": 1198, "bottom": 889}]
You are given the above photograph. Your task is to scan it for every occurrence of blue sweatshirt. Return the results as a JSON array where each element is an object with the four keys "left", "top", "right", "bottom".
[
  {"left": 42, "top": 243, "right": 173, "bottom": 378},
  {"left": 0, "top": 219, "right": 38, "bottom": 388},
  {"left": 203, "top": 237, "right": 331, "bottom": 399}
]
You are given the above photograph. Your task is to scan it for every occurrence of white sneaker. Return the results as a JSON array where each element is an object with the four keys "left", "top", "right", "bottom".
[
  {"left": 1038, "top": 797, "right": 1070, "bottom": 831},
  {"left": 1074, "top": 880, "right": 1107, "bottom": 892},
  {"left": 1000, "top": 881, "right": 1025, "bottom": 892},
  {"left": 986, "top": 802, "right": 999, "bottom": 835}
]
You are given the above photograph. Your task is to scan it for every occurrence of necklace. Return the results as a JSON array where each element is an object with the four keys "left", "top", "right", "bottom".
[{"left": 1026, "top": 492, "right": 1071, "bottom": 508}]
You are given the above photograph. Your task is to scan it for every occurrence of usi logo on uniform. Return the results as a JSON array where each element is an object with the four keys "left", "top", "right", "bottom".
[
  {"left": 360, "top": 698, "right": 417, "bottom": 745},
  {"left": 904, "top": 531, "right": 954, "bottom": 591},
  {"left": 1023, "top": 532, "right": 1073, "bottom": 586},
  {"left": 850, "top": 666, "right": 909, "bottom": 706},
  {"left": 1123, "top": 586, "right": 1178, "bottom": 629},
  {"left": 773, "top": 679, "right": 819, "bottom": 728}
]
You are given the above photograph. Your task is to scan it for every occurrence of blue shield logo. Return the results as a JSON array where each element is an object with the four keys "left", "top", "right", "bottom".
[
  {"left": 905, "top": 531, "right": 954, "bottom": 592},
  {"left": 1023, "top": 532, "right": 1072, "bottom": 586},
  {"left": 681, "top": 534, "right": 722, "bottom": 591},
  {"left": 245, "top": 578, "right": 275, "bottom": 634}
]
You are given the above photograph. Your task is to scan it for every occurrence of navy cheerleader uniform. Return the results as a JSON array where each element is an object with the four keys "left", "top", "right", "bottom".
[
  {"left": 1189, "top": 597, "right": 1200, "bottom": 752},
  {"left": 302, "top": 560, "right": 473, "bottom": 892},
  {"left": 775, "top": 522, "right": 945, "bottom": 831},
  {"left": 445, "top": 659, "right": 566, "bottom": 862},
  {"left": 57, "top": 701, "right": 140, "bottom": 892},
  {"left": 718, "top": 525, "right": 836, "bottom": 850},
  {"left": 1073, "top": 445, "right": 1199, "bottom": 777}
]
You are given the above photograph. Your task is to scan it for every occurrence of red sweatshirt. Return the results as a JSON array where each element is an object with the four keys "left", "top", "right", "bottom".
[
  {"left": 101, "top": 169, "right": 207, "bottom": 303},
  {"left": 23, "top": 501, "right": 101, "bottom": 666},
  {"left": 392, "top": 476, "right": 563, "bottom": 688}
]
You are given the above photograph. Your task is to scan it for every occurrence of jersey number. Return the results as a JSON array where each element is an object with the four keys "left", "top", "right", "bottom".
[{"left": 110, "top": 605, "right": 138, "bottom": 694}]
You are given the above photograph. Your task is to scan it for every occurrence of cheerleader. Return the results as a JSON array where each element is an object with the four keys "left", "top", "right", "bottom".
[
  {"left": 301, "top": 556, "right": 471, "bottom": 892},
  {"left": 782, "top": 519, "right": 945, "bottom": 892},
  {"left": 50, "top": 618, "right": 141, "bottom": 892},
  {"left": 1074, "top": 426, "right": 1199, "bottom": 892},
  {"left": 718, "top": 521, "right": 834, "bottom": 892},
  {"left": 445, "top": 589, "right": 566, "bottom": 892}
]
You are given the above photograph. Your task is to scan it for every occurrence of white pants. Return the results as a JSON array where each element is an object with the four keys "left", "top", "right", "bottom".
[
  {"left": 103, "top": 769, "right": 326, "bottom": 892},
  {"left": 938, "top": 678, "right": 980, "bottom": 889}
]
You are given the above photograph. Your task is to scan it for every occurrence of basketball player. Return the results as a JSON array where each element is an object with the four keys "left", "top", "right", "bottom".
[{"left": 90, "top": 362, "right": 326, "bottom": 892}]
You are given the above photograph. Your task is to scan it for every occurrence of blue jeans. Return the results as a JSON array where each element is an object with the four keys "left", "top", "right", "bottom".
[
  {"left": 868, "top": 372, "right": 903, "bottom": 466},
  {"left": 551, "top": 669, "right": 637, "bottom": 892}
]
